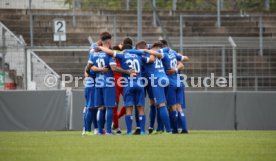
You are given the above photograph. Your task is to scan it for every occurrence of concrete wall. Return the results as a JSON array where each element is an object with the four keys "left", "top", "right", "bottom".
[
  {"left": 236, "top": 92, "right": 276, "bottom": 130},
  {"left": 185, "top": 92, "right": 235, "bottom": 130},
  {"left": 1, "top": 90, "right": 275, "bottom": 131},
  {"left": 0, "top": 90, "right": 67, "bottom": 131}
]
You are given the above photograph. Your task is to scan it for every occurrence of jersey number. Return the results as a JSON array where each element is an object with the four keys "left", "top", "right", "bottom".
[
  {"left": 96, "top": 58, "right": 105, "bottom": 68},
  {"left": 155, "top": 59, "right": 163, "bottom": 69},
  {"left": 170, "top": 59, "right": 177, "bottom": 69},
  {"left": 126, "top": 59, "right": 140, "bottom": 73}
]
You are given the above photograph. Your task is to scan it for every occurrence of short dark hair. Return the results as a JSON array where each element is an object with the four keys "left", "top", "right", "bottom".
[
  {"left": 123, "top": 37, "right": 133, "bottom": 46},
  {"left": 100, "top": 32, "right": 112, "bottom": 41},
  {"left": 159, "top": 40, "right": 168, "bottom": 47},
  {"left": 122, "top": 44, "right": 133, "bottom": 50},
  {"left": 135, "top": 40, "right": 147, "bottom": 49},
  {"left": 151, "top": 41, "right": 164, "bottom": 49},
  {"left": 112, "top": 45, "right": 121, "bottom": 51}
]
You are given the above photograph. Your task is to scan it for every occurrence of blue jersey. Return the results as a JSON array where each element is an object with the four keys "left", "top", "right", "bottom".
[
  {"left": 89, "top": 51, "right": 116, "bottom": 87},
  {"left": 85, "top": 51, "right": 96, "bottom": 88},
  {"left": 143, "top": 51, "right": 167, "bottom": 78},
  {"left": 85, "top": 70, "right": 95, "bottom": 88},
  {"left": 161, "top": 48, "right": 184, "bottom": 87},
  {"left": 114, "top": 50, "right": 148, "bottom": 87},
  {"left": 125, "top": 49, "right": 148, "bottom": 78}
]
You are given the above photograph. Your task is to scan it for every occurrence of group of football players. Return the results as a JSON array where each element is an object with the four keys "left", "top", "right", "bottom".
[{"left": 82, "top": 32, "right": 189, "bottom": 135}]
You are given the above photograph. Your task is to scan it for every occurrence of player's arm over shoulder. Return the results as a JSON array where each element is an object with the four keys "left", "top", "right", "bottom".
[{"left": 97, "top": 46, "right": 115, "bottom": 57}]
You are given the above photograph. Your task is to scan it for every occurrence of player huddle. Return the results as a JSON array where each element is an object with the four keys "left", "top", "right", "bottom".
[{"left": 82, "top": 32, "right": 189, "bottom": 135}]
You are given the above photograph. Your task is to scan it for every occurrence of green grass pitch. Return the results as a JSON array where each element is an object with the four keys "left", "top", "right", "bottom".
[{"left": 0, "top": 131, "right": 276, "bottom": 161}]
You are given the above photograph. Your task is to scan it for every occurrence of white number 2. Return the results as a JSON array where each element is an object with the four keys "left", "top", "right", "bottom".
[{"left": 155, "top": 59, "right": 163, "bottom": 69}]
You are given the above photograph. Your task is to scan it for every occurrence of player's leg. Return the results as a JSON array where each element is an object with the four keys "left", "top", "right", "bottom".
[
  {"left": 84, "top": 87, "right": 94, "bottom": 135},
  {"left": 82, "top": 107, "right": 87, "bottom": 135},
  {"left": 125, "top": 106, "right": 133, "bottom": 135},
  {"left": 90, "top": 86, "right": 98, "bottom": 134},
  {"left": 112, "top": 106, "right": 119, "bottom": 128},
  {"left": 176, "top": 104, "right": 188, "bottom": 133},
  {"left": 146, "top": 84, "right": 156, "bottom": 134},
  {"left": 156, "top": 107, "right": 164, "bottom": 132},
  {"left": 97, "top": 106, "right": 105, "bottom": 134},
  {"left": 152, "top": 83, "right": 171, "bottom": 133},
  {"left": 135, "top": 87, "right": 146, "bottom": 135},
  {"left": 103, "top": 87, "right": 116, "bottom": 135},
  {"left": 117, "top": 79, "right": 126, "bottom": 120},
  {"left": 91, "top": 108, "right": 98, "bottom": 134},
  {"left": 166, "top": 86, "right": 178, "bottom": 134},
  {"left": 83, "top": 87, "right": 89, "bottom": 135},
  {"left": 157, "top": 102, "right": 171, "bottom": 133},
  {"left": 136, "top": 106, "right": 146, "bottom": 134},
  {"left": 112, "top": 79, "right": 121, "bottom": 132},
  {"left": 176, "top": 85, "right": 188, "bottom": 133},
  {"left": 118, "top": 106, "right": 126, "bottom": 118},
  {"left": 95, "top": 87, "right": 105, "bottom": 135},
  {"left": 123, "top": 86, "right": 135, "bottom": 135},
  {"left": 85, "top": 108, "right": 93, "bottom": 133},
  {"left": 133, "top": 107, "right": 141, "bottom": 135},
  {"left": 169, "top": 105, "right": 178, "bottom": 133},
  {"left": 148, "top": 99, "right": 156, "bottom": 134}
]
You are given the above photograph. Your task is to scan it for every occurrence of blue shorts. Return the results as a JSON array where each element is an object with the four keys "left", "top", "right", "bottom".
[
  {"left": 151, "top": 78, "right": 168, "bottom": 105},
  {"left": 85, "top": 86, "right": 95, "bottom": 108},
  {"left": 94, "top": 87, "right": 116, "bottom": 108},
  {"left": 166, "top": 86, "right": 183, "bottom": 106},
  {"left": 124, "top": 86, "right": 145, "bottom": 107}
]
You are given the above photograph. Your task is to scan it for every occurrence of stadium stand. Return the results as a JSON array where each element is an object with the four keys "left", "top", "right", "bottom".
[{"left": 0, "top": 7, "right": 275, "bottom": 90}]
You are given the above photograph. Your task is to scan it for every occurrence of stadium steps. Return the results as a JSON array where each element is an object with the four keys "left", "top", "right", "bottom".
[
  {"left": 1, "top": 9, "right": 276, "bottom": 89},
  {"left": 36, "top": 51, "right": 87, "bottom": 88}
]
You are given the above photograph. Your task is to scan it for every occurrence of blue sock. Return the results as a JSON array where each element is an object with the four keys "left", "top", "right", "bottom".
[
  {"left": 86, "top": 108, "right": 93, "bottom": 132},
  {"left": 83, "top": 108, "right": 87, "bottom": 131},
  {"left": 156, "top": 108, "right": 164, "bottom": 131},
  {"left": 97, "top": 109, "right": 105, "bottom": 134},
  {"left": 134, "top": 108, "right": 140, "bottom": 128},
  {"left": 178, "top": 111, "right": 188, "bottom": 131},
  {"left": 159, "top": 106, "right": 171, "bottom": 133},
  {"left": 149, "top": 105, "right": 156, "bottom": 129},
  {"left": 177, "top": 111, "right": 182, "bottom": 130},
  {"left": 125, "top": 115, "right": 133, "bottom": 134},
  {"left": 106, "top": 107, "right": 113, "bottom": 134},
  {"left": 92, "top": 108, "right": 98, "bottom": 129},
  {"left": 171, "top": 111, "right": 178, "bottom": 133},
  {"left": 139, "top": 115, "right": 146, "bottom": 134},
  {"left": 169, "top": 111, "right": 173, "bottom": 131},
  {"left": 103, "top": 108, "right": 106, "bottom": 127}
]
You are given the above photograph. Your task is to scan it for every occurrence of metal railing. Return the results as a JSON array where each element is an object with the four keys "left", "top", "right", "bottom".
[
  {"left": 1, "top": 21, "right": 62, "bottom": 90},
  {"left": 0, "top": 22, "right": 26, "bottom": 89},
  {"left": 178, "top": 14, "right": 272, "bottom": 55},
  {"left": 182, "top": 44, "right": 276, "bottom": 91},
  {"left": 26, "top": 50, "right": 61, "bottom": 90}
]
